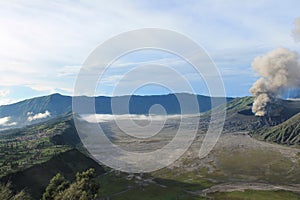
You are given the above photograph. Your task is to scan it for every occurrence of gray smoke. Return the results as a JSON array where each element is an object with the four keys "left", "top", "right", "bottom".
[
  {"left": 250, "top": 48, "right": 300, "bottom": 116},
  {"left": 292, "top": 17, "right": 300, "bottom": 42}
]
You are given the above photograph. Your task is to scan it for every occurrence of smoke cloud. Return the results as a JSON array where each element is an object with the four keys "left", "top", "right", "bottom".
[
  {"left": 292, "top": 17, "right": 300, "bottom": 42},
  {"left": 250, "top": 48, "right": 300, "bottom": 116}
]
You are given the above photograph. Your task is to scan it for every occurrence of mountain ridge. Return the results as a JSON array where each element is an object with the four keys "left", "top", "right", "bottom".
[{"left": 0, "top": 93, "right": 234, "bottom": 129}]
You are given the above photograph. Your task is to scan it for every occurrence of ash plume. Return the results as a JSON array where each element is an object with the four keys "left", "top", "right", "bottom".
[
  {"left": 292, "top": 17, "right": 300, "bottom": 42},
  {"left": 250, "top": 48, "right": 300, "bottom": 116}
]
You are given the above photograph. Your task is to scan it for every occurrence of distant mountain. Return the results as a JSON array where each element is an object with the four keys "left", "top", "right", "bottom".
[
  {"left": 0, "top": 93, "right": 72, "bottom": 129},
  {"left": 251, "top": 112, "right": 300, "bottom": 145},
  {"left": 0, "top": 93, "right": 234, "bottom": 129}
]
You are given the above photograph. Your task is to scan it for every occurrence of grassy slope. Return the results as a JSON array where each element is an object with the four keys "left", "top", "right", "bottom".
[
  {"left": 0, "top": 114, "right": 84, "bottom": 177},
  {"left": 252, "top": 112, "right": 300, "bottom": 145},
  {"left": 225, "top": 96, "right": 254, "bottom": 112},
  {"left": 0, "top": 114, "right": 97, "bottom": 199},
  {"left": 96, "top": 170, "right": 215, "bottom": 200},
  {"left": 209, "top": 190, "right": 300, "bottom": 200}
]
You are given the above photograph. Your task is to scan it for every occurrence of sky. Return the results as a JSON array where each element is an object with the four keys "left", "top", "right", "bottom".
[{"left": 0, "top": 0, "right": 300, "bottom": 105}]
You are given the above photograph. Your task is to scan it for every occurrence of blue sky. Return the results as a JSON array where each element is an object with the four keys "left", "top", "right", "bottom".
[{"left": 0, "top": 0, "right": 300, "bottom": 105}]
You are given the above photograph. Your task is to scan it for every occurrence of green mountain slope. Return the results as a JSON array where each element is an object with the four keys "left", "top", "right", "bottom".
[
  {"left": 219, "top": 97, "right": 300, "bottom": 132},
  {"left": 251, "top": 112, "right": 300, "bottom": 145},
  {"left": 0, "top": 114, "right": 85, "bottom": 178},
  {"left": 224, "top": 97, "right": 300, "bottom": 145},
  {"left": 226, "top": 96, "right": 254, "bottom": 112},
  {"left": 0, "top": 93, "right": 72, "bottom": 129}
]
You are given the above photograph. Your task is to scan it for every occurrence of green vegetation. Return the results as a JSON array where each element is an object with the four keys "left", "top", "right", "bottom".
[
  {"left": 209, "top": 190, "right": 300, "bottom": 200},
  {"left": 1, "top": 149, "right": 105, "bottom": 199},
  {"left": 0, "top": 115, "right": 103, "bottom": 199},
  {"left": 0, "top": 183, "right": 31, "bottom": 200},
  {"left": 42, "top": 173, "right": 69, "bottom": 200},
  {"left": 0, "top": 118, "right": 75, "bottom": 177},
  {"left": 96, "top": 171, "right": 209, "bottom": 200},
  {"left": 252, "top": 112, "right": 300, "bottom": 145},
  {"left": 0, "top": 136, "right": 70, "bottom": 177},
  {"left": 152, "top": 168, "right": 215, "bottom": 189},
  {"left": 43, "top": 168, "right": 100, "bottom": 200},
  {"left": 226, "top": 96, "right": 254, "bottom": 112},
  {"left": 216, "top": 148, "right": 300, "bottom": 183}
]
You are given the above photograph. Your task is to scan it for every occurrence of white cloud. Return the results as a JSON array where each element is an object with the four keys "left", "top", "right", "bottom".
[
  {"left": 80, "top": 114, "right": 186, "bottom": 123},
  {"left": 8, "top": 122, "right": 17, "bottom": 126},
  {"left": 0, "top": 89, "right": 15, "bottom": 106},
  {"left": 0, "top": 0, "right": 178, "bottom": 94},
  {"left": 0, "top": 99, "right": 15, "bottom": 106},
  {"left": 27, "top": 110, "right": 51, "bottom": 121},
  {"left": 0, "top": 1, "right": 300, "bottom": 99},
  {"left": 25, "top": 84, "right": 57, "bottom": 94},
  {"left": 58, "top": 65, "right": 81, "bottom": 77},
  {"left": 0, "top": 116, "right": 17, "bottom": 126},
  {"left": 0, "top": 89, "right": 9, "bottom": 97},
  {"left": 0, "top": 117, "right": 10, "bottom": 125}
]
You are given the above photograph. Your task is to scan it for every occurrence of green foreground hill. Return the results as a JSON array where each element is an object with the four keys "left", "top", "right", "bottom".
[{"left": 1, "top": 149, "right": 105, "bottom": 199}]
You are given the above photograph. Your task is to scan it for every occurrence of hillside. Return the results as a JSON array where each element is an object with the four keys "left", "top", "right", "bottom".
[
  {"left": 0, "top": 93, "right": 233, "bottom": 129},
  {"left": 251, "top": 112, "right": 300, "bottom": 145},
  {"left": 0, "top": 114, "right": 84, "bottom": 178},
  {"left": 219, "top": 97, "right": 300, "bottom": 146},
  {"left": 0, "top": 113, "right": 104, "bottom": 199},
  {"left": 1, "top": 149, "right": 105, "bottom": 199},
  {"left": 219, "top": 97, "right": 300, "bottom": 132},
  {"left": 0, "top": 101, "right": 300, "bottom": 199},
  {"left": 220, "top": 96, "right": 267, "bottom": 131},
  {"left": 0, "top": 93, "right": 72, "bottom": 129}
]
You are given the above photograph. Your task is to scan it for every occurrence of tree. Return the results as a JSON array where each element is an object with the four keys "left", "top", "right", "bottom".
[
  {"left": 11, "top": 190, "right": 31, "bottom": 200},
  {"left": 0, "top": 183, "right": 31, "bottom": 200},
  {"left": 44, "top": 168, "right": 100, "bottom": 200},
  {"left": 42, "top": 173, "right": 69, "bottom": 200},
  {"left": 55, "top": 168, "right": 99, "bottom": 200}
]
